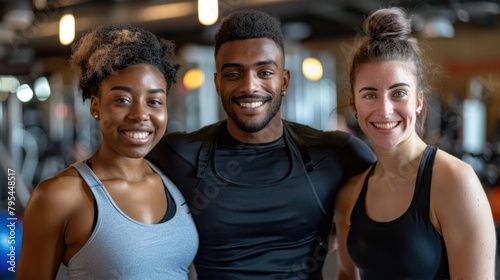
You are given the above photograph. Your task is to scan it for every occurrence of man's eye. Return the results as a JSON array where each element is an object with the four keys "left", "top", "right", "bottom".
[
  {"left": 225, "top": 72, "right": 239, "bottom": 78},
  {"left": 115, "top": 98, "right": 130, "bottom": 103}
]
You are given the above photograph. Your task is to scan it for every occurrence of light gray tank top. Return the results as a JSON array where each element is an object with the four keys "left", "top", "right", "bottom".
[{"left": 67, "top": 160, "right": 199, "bottom": 280}]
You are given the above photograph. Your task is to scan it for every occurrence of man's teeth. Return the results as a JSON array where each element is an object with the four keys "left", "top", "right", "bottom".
[
  {"left": 240, "top": 101, "right": 264, "bottom": 108},
  {"left": 125, "top": 132, "right": 149, "bottom": 139},
  {"left": 373, "top": 122, "right": 398, "bottom": 129}
]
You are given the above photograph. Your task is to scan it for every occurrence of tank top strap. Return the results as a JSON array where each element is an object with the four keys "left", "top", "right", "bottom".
[
  {"left": 414, "top": 145, "right": 438, "bottom": 217},
  {"left": 72, "top": 161, "right": 102, "bottom": 189},
  {"left": 356, "top": 163, "right": 377, "bottom": 214},
  {"left": 145, "top": 159, "right": 182, "bottom": 205}
]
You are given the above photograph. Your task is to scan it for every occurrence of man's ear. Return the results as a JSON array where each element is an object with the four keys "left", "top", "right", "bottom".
[
  {"left": 282, "top": 68, "right": 290, "bottom": 94},
  {"left": 214, "top": 73, "right": 220, "bottom": 97}
]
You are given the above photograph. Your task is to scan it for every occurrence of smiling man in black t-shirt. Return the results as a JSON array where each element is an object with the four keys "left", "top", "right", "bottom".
[{"left": 147, "top": 9, "right": 375, "bottom": 280}]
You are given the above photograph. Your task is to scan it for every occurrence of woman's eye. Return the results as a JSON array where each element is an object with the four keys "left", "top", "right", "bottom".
[
  {"left": 394, "top": 90, "right": 407, "bottom": 97},
  {"left": 363, "top": 93, "right": 376, "bottom": 99},
  {"left": 149, "top": 99, "right": 163, "bottom": 105}
]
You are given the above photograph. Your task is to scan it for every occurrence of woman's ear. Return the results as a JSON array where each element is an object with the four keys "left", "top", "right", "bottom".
[
  {"left": 416, "top": 91, "right": 424, "bottom": 115},
  {"left": 90, "top": 95, "right": 100, "bottom": 118},
  {"left": 348, "top": 96, "right": 357, "bottom": 115}
]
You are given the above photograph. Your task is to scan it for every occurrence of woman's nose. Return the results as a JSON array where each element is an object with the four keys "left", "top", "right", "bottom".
[
  {"left": 128, "top": 102, "right": 149, "bottom": 121},
  {"left": 378, "top": 98, "right": 394, "bottom": 117}
]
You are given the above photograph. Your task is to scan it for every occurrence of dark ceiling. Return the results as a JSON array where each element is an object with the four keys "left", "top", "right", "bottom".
[{"left": 0, "top": 0, "right": 499, "bottom": 70}]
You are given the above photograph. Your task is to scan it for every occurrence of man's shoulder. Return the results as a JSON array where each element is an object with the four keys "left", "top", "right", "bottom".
[
  {"left": 165, "top": 122, "right": 222, "bottom": 148},
  {"left": 284, "top": 120, "right": 353, "bottom": 147},
  {"left": 284, "top": 120, "right": 375, "bottom": 165},
  {"left": 148, "top": 122, "right": 222, "bottom": 167}
]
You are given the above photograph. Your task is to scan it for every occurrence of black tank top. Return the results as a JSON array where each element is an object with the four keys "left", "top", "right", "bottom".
[{"left": 348, "top": 145, "right": 450, "bottom": 280}]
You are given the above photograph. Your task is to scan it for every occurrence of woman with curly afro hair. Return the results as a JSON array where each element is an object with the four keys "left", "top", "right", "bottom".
[{"left": 18, "top": 24, "right": 199, "bottom": 280}]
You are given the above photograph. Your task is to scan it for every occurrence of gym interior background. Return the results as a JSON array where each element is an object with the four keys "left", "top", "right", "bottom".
[{"left": 0, "top": 0, "right": 500, "bottom": 279}]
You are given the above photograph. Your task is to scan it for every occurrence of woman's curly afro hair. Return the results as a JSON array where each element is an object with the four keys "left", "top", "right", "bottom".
[{"left": 70, "top": 24, "right": 179, "bottom": 100}]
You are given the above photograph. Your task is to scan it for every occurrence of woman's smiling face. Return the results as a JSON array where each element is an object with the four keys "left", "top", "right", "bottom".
[
  {"left": 352, "top": 60, "right": 423, "bottom": 149},
  {"left": 91, "top": 64, "right": 168, "bottom": 159}
]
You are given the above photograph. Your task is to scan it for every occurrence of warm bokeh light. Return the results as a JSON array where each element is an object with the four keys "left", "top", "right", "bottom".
[
  {"left": 55, "top": 103, "right": 69, "bottom": 119},
  {"left": 183, "top": 68, "right": 205, "bottom": 90},
  {"left": 59, "top": 14, "right": 75, "bottom": 45},
  {"left": 198, "top": 0, "right": 218, "bottom": 26},
  {"left": 302, "top": 57, "right": 323, "bottom": 81},
  {"left": 138, "top": 3, "right": 195, "bottom": 21}
]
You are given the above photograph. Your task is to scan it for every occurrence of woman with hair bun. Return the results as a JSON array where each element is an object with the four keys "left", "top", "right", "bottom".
[
  {"left": 334, "top": 7, "right": 496, "bottom": 279},
  {"left": 18, "top": 24, "right": 198, "bottom": 279}
]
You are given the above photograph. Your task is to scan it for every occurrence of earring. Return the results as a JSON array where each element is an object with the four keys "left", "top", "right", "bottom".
[
  {"left": 93, "top": 114, "right": 99, "bottom": 119},
  {"left": 281, "top": 90, "right": 286, "bottom": 96}
]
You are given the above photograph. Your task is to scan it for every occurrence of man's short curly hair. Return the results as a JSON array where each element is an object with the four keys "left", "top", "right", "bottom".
[
  {"left": 214, "top": 10, "right": 284, "bottom": 57},
  {"left": 70, "top": 24, "right": 179, "bottom": 100}
]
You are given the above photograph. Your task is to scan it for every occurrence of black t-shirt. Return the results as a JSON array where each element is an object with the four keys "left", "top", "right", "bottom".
[
  {"left": 216, "top": 124, "right": 290, "bottom": 184},
  {"left": 147, "top": 120, "right": 376, "bottom": 279}
]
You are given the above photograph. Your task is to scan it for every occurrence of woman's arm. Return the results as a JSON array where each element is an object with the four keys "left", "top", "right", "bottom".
[
  {"left": 334, "top": 174, "right": 366, "bottom": 280},
  {"left": 432, "top": 153, "right": 496, "bottom": 279},
  {"left": 334, "top": 215, "right": 359, "bottom": 280},
  {"left": 18, "top": 175, "right": 77, "bottom": 280}
]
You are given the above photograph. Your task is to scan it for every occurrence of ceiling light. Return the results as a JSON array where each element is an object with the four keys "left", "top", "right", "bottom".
[
  {"left": 302, "top": 58, "right": 323, "bottom": 81},
  {"left": 16, "top": 84, "right": 33, "bottom": 102},
  {"left": 138, "top": 3, "right": 195, "bottom": 21},
  {"left": 59, "top": 14, "right": 75, "bottom": 45},
  {"left": 198, "top": 0, "right": 218, "bottom": 26},
  {"left": 34, "top": 76, "right": 51, "bottom": 101}
]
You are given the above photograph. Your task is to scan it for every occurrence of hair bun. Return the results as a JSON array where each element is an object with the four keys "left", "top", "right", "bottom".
[{"left": 363, "top": 7, "right": 413, "bottom": 41}]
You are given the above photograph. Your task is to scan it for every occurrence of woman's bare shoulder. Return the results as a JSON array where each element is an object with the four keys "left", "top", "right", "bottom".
[
  {"left": 432, "top": 150, "right": 478, "bottom": 187},
  {"left": 28, "top": 166, "right": 88, "bottom": 210}
]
